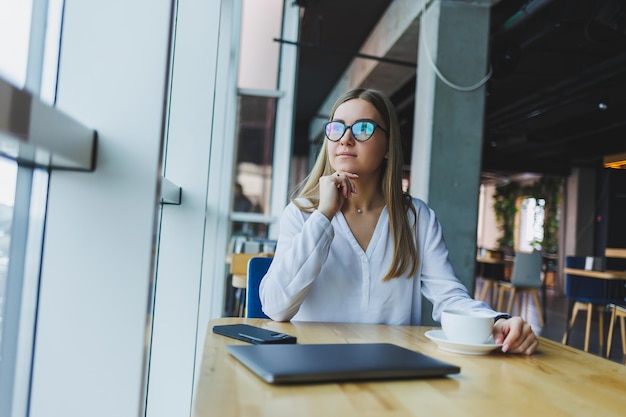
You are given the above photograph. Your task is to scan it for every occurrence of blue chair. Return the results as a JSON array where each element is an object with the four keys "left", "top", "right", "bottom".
[
  {"left": 561, "top": 255, "right": 623, "bottom": 353},
  {"left": 246, "top": 256, "right": 273, "bottom": 318}
]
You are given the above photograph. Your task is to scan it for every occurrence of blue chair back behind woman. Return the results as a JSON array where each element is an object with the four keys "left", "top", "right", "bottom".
[{"left": 246, "top": 257, "right": 273, "bottom": 318}]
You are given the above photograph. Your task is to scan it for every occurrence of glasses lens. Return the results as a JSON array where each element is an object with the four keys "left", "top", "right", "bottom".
[
  {"left": 325, "top": 121, "right": 346, "bottom": 141},
  {"left": 352, "top": 121, "right": 375, "bottom": 141}
]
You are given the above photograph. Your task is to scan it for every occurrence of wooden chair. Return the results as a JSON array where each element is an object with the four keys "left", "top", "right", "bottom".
[
  {"left": 476, "top": 250, "right": 506, "bottom": 307},
  {"left": 560, "top": 255, "right": 623, "bottom": 353},
  {"left": 497, "top": 251, "right": 545, "bottom": 326},
  {"left": 604, "top": 247, "right": 626, "bottom": 361},
  {"left": 230, "top": 253, "right": 255, "bottom": 317},
  {"left": 606, "top": 303, "right": 626, "bottom": 362},
  {"left": 477, "top": 276, "right": 500, "bottom": 308}
]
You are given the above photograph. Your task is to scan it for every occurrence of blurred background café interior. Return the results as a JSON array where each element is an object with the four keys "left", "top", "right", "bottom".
[
  {"left": 1, "top": 1, "right": 626, "bottom": 416},
  {"left": 227, "top": 0, "right": 626, "bottom": 365}
]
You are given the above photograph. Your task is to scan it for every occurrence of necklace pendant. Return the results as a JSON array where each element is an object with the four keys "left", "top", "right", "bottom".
[{"left": 357, "top": 208, "right": 362, "bottom": 214}]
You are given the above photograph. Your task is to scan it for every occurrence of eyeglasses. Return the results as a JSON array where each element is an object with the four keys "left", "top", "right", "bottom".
[{"left": 323, "top": 119, "right": 389, "bottom": 142}]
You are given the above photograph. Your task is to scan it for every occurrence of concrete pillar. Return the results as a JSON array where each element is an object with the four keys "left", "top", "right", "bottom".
[{"left": 409, "top": 0, "right": 491, "bottom": 323}]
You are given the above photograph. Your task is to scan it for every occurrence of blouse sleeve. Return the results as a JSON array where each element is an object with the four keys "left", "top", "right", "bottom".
[
  {"left": 259, "top": 203, "right": 335, "bottom": 321},
  {"left": 415, "top": 201, "right": 495, "bottom": 321}
]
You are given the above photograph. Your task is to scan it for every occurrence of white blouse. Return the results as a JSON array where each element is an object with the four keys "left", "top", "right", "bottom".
[{"left": 259, "top": 197, "right": 495, "bottom": 325}]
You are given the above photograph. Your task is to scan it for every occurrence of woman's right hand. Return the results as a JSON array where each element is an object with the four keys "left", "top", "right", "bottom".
[{"left": 317, "top": 171, "right": 358, "bottom": 220}]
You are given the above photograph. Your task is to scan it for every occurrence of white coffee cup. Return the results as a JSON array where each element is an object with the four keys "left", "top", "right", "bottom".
[{"left": 441, "top": 310, "right": 494, "bottom": 345}]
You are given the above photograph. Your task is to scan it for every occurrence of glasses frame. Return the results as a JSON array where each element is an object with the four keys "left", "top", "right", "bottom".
[{"left": 323, "top": 119, "right": 389, "bottom": 142}]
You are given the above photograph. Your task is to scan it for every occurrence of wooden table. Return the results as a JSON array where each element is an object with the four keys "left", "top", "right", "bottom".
[
  {"left": 563, "top": 267, "right": 626, "bottom": 280},
  {"left": 562, "top": 267, "right": 626, "bottom": 352},
  {"left": 192, "top": 318, "right": 626, "bottom": 417}
]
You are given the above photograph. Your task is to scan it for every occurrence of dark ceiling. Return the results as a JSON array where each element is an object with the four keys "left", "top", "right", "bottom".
[{"left": 291, "top": 0, "right": 626, "bottom": 178}]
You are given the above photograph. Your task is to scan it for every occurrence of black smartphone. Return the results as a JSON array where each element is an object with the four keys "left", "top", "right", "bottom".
[{"left": 212, "top": 324, "right": 297, "bottom": 344}]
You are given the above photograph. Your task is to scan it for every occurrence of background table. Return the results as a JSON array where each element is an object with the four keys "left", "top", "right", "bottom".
[
  {"left": 476, "top": 256, "right": 513, "bottom": 306},
  {"left": 563, "top": 267, "right": 626, "bottom": 280},
  {"left": 193, "top": 318, "right": 626, "bottom": 417}
]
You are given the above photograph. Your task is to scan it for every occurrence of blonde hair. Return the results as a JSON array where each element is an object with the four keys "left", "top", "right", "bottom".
[{"left": 292, "top": 88, "right": 418, "bottom": 280}]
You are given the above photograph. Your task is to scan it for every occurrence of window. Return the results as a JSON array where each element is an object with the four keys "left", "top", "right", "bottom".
[
  {"left": 237, "top": 0, "right": 282, "bottom": 90},
  {"left": 224, "top": 0, "right": 286, "bottom": 317},
  {"left": 229, "top": 0, "right": 284, "bottom": 242},
  {"left": 0, "top": 0, "right": 65, "bottom": 414},
  {"left": 231, "top": 94, "right": 277, "bottom": 238},
  {"left": 0, "top": 157, "right": 17, "bottom": 345},
  {"left": 0, "top": 0, "right": 33, "bottom": 88},
  {"left": 519, "top": 197, "right": 545, "bottom": 252},
  {"left": 0, "top": 159, "right": 50, "bottom": 417}
]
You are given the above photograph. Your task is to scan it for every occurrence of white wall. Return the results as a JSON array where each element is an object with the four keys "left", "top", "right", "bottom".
[
  {"left": 477, "top": 183, "right": 501, "bottom": 250},
  {"left": 29, "top": 1, "right": 174, "bottom": 416}
]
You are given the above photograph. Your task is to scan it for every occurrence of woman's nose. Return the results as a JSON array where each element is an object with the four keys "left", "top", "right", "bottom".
[{"left": 339, "top": 128, "right": 355, "bottom": 145}]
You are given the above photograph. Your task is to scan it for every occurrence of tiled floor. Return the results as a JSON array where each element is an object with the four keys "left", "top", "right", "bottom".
[{"left": 475, "top": 277, "right": 625, "bottom": 364}]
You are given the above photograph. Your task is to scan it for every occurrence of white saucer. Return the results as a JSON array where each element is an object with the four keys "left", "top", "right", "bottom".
[{"left": 425, "top": 330, "right": 502, "bottom": 355}]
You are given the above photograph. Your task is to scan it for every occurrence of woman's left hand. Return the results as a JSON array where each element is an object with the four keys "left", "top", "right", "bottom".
[{"left": 493, "top": 316, "right": 538, "bottom": 355}]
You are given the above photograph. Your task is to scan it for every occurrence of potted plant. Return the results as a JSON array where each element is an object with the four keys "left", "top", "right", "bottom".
[{"left": 493, "top": 181, "right": 521, "bottom": 257}]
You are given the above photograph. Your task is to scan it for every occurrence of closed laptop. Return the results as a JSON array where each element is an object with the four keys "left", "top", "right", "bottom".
[{"left": 227, "top": 342, "right": 460, "bottom": 384}]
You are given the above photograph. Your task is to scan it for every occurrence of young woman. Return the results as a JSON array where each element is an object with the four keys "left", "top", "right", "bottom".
[{"left": 260, "top": 88, "right": 537, "bottom": 354}]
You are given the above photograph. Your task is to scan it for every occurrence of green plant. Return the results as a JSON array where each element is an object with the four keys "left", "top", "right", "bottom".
[
  {"left": 492, "top": 176, "right": 562, "bottom": 254},
  {"left": 493, "top": 182, "right": 521, "bottom": 251},
  {"left": 530, "top": 176, "right": 561, "bottom": 254}
]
